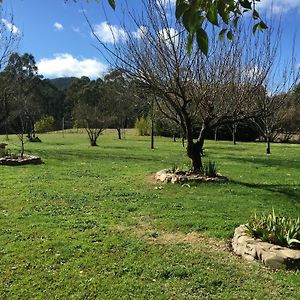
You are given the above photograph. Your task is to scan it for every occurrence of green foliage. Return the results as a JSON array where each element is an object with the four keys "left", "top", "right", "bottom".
[
  {"left": 246, "top": 210, "right": 300, "bottom": 248},
  {"left": 169, "top": 161, "right": 191, "bottom": 173},
  {"left": 35, "top": 116, "right": 55, "bottom": 133},
  {"left": 203, "top": 160, "right": 218, "bottom": 177},
  {"left": 135, "top": 116, "right": 151, "bottom": 136},
  {"left": 175, "top": 0, "right": 267, "bottom": 54}
]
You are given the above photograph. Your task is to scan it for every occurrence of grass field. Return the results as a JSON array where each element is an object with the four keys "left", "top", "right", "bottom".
[{"left": 0, "top": 130, "right": 299, "bottom": 299}]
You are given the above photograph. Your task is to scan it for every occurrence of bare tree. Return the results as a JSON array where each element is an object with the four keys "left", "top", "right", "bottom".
[
  {"left": 0, "top": 10, "right": 20, "bottom": 129},
  {"left": 91, "top": 0, "right": 298, "bottom": 172},
  {"left": 0, "top": 9, "right": 20, "bottom": 70}
]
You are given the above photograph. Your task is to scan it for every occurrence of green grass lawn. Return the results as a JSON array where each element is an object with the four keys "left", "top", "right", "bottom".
[{"left": 0, "top": 130, "right": 299, "bottom": 299}]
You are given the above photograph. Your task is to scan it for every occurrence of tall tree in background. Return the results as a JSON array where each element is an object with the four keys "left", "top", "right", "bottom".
[
  {"left": 103, "top": 69, "right": 137, "bottom": 139},
  {"left": 0, "top": 8, "right": 20, "bottom": 133},
  {"left": 4, "top": 53, "right": 41, "bottom": 155}
]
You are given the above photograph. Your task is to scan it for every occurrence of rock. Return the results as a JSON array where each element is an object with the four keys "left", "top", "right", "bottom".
[
  {"left": 154, "top": 170, "right": 228, "bottom": 184},
  {"left": 232, "top": 224, "right": 300, "bottom": 270},
  {"left": 0, "top": 155, "right": 42, "bottom": 166},
  {"left": 261, "top": 251, "right": 286, "bottom": 269}
]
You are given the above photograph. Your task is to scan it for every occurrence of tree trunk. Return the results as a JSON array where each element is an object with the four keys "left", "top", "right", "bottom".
[
  {"left": 187, "top": 140, "right": 203, "bottom": 173},
  {"left": 173, "top": 134, "right": 176, "bottom": 142},
  {"left": 117, "top": 128, "right": 122, "bottom": 140},
  {"left": 266, "top": 136, "right": 271, "bottom": 154},
  {"left": 20, "top": 135, "right": 24, "bottom": 158},
  {"left": 150, "top": 117, "right": 154, "bottom": 149},
  {"left": 4, "top": 123, "right": 9, "bottom": 141},
  {"left": 182, "top": 137, "right": 185, "bottom": 147},
  {"left": 214, "top": 127, "right": 218, "bottom": 141},
  {"left": 185, "top": 122, "right": 206, "bottom": 172},
  {"left": 90, "top": 139, "right": 97, "bottom": 146},
  {"left": 231, "top": 123, "right": 237, "bottom": 145}
]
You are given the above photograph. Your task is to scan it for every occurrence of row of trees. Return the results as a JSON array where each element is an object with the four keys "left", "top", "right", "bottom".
[
  {"left": 89, "top": 0, "right": 299, "bottom": 171},
  {"left": 1, "top": 1, "right": 299, "bottom": 169},
  {"left": 68, "top": 70, "right": 139, "bottom": 145},
  {"left": 0, "top": 52, "right": 144, "bottom": 151},
  {"left": 0, "top": 49, "right": 299, "bottom": 158}
]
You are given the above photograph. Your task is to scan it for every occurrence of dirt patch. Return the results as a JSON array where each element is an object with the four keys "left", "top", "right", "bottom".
[
  {"left": 131, "top": 218, "right": 228, "bottom": 253},
  {"left": 145, "top": 174, "right": 158, "bottom": 184}
]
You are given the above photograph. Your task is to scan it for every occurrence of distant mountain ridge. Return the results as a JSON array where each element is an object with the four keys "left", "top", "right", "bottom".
[{"left": 49, "top": 77, "right": 78, "bottom": 91}]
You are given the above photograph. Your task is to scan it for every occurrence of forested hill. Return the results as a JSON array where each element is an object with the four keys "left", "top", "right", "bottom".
[{"left": 49, "top": 77, "right": 78, "bottom": 91}]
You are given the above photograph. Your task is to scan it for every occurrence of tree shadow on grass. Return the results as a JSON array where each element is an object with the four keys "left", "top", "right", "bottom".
[
  {"left": 229, "top": 156, "right": 300, "bottom": 170},
  {"left": 32, "top": 148, "right": 161, "bottom": 163},
  {"left": 231, "top": 180, "right": 300, "bottom": 203}
]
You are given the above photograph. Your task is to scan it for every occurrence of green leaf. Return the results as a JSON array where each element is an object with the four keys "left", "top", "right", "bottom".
[
  {"left": 227, "top": 30, "right": 233, "bottom": 41},
  {"left": 252, "top": 23, "right": 259, "bottom": 34},
  {"left": 196, "top": 28, "right": 209, "bottom": 56},
  {"left": 217, "top": 1, "right": 229, "bottom": 24},
  {"left": 252, "top": 9, "right": 260, "bottom": 20},
  {"left": 218, "top": 29, "right": 227, "bottom": 41},
  {"left": 107, "top": 0, "right": 116, "bottom": 10},
  {"left": 206, "top": 4, "right": 219, "bottom": 26},
  {"left": 258, "top": 20, "right": 268, "bottom": 30},
  {"left": 187, "top": 32, "right": 194, "bottom": 54},
  {"left": 288, "top": 238, "right": 300, "bottom": 245},
  {"left": 233, "top": 16, "right": 239, "bottom": 28},
  {"left": 182, "top": 10, "right": 193, "bottom": 32},
  {"left": 175, "top": 0, "right": 189, "bottom": 20}
]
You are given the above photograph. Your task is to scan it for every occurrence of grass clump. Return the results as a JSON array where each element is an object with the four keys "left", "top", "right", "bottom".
[
  {"left": 246, "top": 209, "right": 300, "bottom": 249},
  {"left": 203, "top": 160, "right": 218, "bottom": 177}
]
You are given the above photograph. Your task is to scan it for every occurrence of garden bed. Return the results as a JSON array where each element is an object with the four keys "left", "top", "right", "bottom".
[
  {"left": 155, "top": 169, "right": 228, "bottom": 184},
  {"left": 0, "top": 155, "right": 43, "bottom": 166},
  {"left": 232, "top": 225, "right": 300, "bottom": 270}
]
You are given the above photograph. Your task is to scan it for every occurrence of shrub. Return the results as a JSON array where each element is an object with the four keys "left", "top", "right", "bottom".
[
  {"left": 35, "top": 116, "right": 55, "bottom": 133},
  {"left": 203, "top": 160, "right": 218, "bottom": 177},
  {"left": 246, "top": 209, "right": 300, "bottom": 249},
  {"left": 135, "top": 116, "right": 151, "bottom": 136}
]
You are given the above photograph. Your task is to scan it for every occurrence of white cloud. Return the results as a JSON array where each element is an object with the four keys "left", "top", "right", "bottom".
[
  {"left": 1, "top": 18, "right": 20, "bottom": 34},
  {"left": 54, "top": 22, "right": 64, "bottom": 31},
  {"left": 133, "top": 26, "right": 148, "bottom": 39},
  {"left": 93, "top": 21, "right": 127, "bottom": 43},
  {"left": 256, "top": 0, "right": 300, "bottom": 14},
  {"left": 37, "top": 53, "right": 108, "bottom": 79},
  {"left": 159, "top": 27, "right": 179, "bottom": 46}
]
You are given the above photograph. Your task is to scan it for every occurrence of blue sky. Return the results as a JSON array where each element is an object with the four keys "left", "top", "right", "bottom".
[{"left": 1, "top": 0, "right": 299, "bottom": 79}]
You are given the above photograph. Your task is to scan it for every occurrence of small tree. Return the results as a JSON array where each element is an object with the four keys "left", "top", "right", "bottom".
[
  {"left": 72, "top": 79, "right": 114, "bottom": 146},
  {"left": 135, "top": 115, "right": 151, "bottom": 136},
  {"left": 35, "top": 115, "right": 55, "bottom": 133}
]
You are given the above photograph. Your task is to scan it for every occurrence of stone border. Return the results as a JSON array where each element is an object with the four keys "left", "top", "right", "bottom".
[
  {"left": 155, "top": 169, "right": 228, "bottom": 184},
  {"left": 0, "top": 155, "right": 43, "bottom": 166},
  {"left": 232, "top": 225, "right": 300, "bottom": 270}
]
